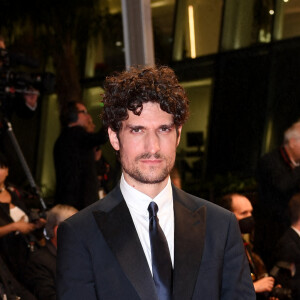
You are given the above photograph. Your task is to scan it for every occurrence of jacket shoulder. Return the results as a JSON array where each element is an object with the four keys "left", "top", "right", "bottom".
[{"left": 172, "top": 186, "right": 233, "bottom": 219}]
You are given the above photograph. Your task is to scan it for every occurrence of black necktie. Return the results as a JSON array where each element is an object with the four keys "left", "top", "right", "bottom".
[{"left": 148, "top": 201, "right": 172, "bottom": 300}]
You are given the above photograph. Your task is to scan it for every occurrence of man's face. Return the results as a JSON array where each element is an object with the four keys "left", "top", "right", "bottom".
[
  {"left": 108, "top": 102, "right": 182, "bottom": 187},
  {"left": 0, "top": 40, "right": 5, "bottom": 49},
  {"left": 75, "top": 103, "right": 93, "bottom": 131},
  {"left": 289, "top": 125, "right": 300, "bottom": 162},
  {"left": 231, "top": 195, "right": 253, "bottom": 221}
]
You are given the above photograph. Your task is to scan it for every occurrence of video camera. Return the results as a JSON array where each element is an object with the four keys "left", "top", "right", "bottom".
[
  {"left": 0, "top": 47, "right": 55, "bottom": 101},
  {"left": 0, "top": 46, "right": 52, "bottom": 213}
]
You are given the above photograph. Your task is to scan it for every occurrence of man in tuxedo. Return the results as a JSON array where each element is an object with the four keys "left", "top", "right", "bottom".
[
  {"left": 274, "top": 193, "right": 300, "bottom": 299},
  {"left": 56, "top": 66, "right": 255, "bottom": 300}
]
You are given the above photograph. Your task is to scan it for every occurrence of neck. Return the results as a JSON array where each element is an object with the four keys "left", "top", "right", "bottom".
[
  {"left": 292, "top": 220, "right": 300, "bottom": 231},
  {"left": 50, "top": 237, "right": 57, "bottom": 248},
  {"left": 284, "top": 145, "right": 299, "bottom": 166},
  {"left": 123, "top": 173, "right": 169, "bottom": 199}
]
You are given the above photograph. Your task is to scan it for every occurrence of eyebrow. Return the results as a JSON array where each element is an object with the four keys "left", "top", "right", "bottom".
[
  {"left": 126, "top": 125, "right": 144, "bottom": 131},
  {"left": 125, "top": 123, "right": 175, "bottom": 130}
]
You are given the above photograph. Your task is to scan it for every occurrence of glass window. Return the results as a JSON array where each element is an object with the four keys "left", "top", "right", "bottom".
[
  {"left": 273, "top": 0, "right": 300, "bottom": 40},
  {"left": 152, "top": 0, "right": 176, "bottom": 64},
  {"left": 176, "top": 79, "right": 212, "bottom": 192},
  {"left": 172, "top": 0, "right": 223, "bottom": 61},
  {"left": 221, "top": 0, "right": 275, "bottom": 51}
]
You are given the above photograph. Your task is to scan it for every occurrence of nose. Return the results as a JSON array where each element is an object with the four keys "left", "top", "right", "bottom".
[{"left": 145, "top": 131, "right": 160, "bottom": 154}]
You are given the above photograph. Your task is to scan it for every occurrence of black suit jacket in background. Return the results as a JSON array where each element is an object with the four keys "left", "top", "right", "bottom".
[
  {"left": 254, "top": 147, "right": 300, "bottom": 268},
  {"left": 274, "top": 227, "right": 300, "bottom": 299},
  {"left": 56, "top": 184, "right": 255, "bottom": 300},
  {"left": 25, "top": 240, "right": 57, "bottom": 300},
  {"left": 0, "top": 256, "right": 37, "bottom": 300},
  {"left": 53, "top": 126, "right": 107, "bottom": 210}
]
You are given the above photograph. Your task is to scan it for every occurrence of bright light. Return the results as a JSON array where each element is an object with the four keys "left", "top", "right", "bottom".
[
  {"left": 283, "top": 0, "right": 289, "bottom": 2},
  {"left": 269, "top": 9, "right": 275, "bottom": 15},
  {"left": 188, "top": 5, "right": 196, "bottom": 59}
]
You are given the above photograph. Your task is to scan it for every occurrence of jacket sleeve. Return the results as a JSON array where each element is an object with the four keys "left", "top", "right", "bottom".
[
  {"left": 56, "top": 220, "right": 98, "bottom": 300},
  {"left": 221, "top": 213, "right": 256, "bottom": 300}
]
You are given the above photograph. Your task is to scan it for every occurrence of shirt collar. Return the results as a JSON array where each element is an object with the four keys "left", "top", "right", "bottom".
[
  {"left": 291, "top": 226, "right": 300, "bottom": 237},
  {"left": 120, "top": 173, "right": 173, "bottom": 218}
]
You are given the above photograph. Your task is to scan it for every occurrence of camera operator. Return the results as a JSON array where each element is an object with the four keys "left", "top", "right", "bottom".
[
  {"left": 0, "top": 35, "right": 42, "bottom": 189},
  {"left": 218, "top": 193, "right": 292, "bottom": 300},
  {"left": 0, "top": 153, "right": 46, "bottom": 285},
  {"left": 0, "top": 35, "right": 39, "bottom": 118}
]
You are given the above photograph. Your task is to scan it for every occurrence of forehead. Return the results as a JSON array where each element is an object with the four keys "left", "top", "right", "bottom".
[
  {"left": 125, "top": 102, "right": 173, "bottom": 126},
  {"left": 231, "top": 195, "right": 253, "bottom": 213}
]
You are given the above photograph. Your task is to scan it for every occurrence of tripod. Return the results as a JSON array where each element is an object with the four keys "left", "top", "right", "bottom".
[{"left": 0, "top": 116, "right": 47, "bottom": 211}]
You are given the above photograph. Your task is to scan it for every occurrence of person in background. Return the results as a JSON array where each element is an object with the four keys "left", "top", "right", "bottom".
[
  {"left": 1, "top": 34, "right": 41, "bottom": 186},
  {"left": 0, "top": 255, "right": 37, "bottom": 300},
  {"left": 53, "top": 101, "right": 107, "bottom": 210},
  {"left": 94, "top": 147, "right": 111, "bottom": 199},
  {"left": 255, "top": 120, "right": 300, "bottom": 269},
  {"left": 273, "top": 193, "right": 300, "bottom": 299},
  {"left": 0, "top": 153, "right": 46, "bottom": 284},
  {"left": 56, "top": 65, "right": 255, "bottom": 300},
  {"left": 218, "top": 193, "right": 276, "bottom": 299},
  {"left": 0, "top": 35, "right": 39, "bottom": 117},
  {"left": 84, "top": 111, "right": 111, "bottom": 199},
  {"left": 25, "top": 204, "right": 78, "bottom": 300}
]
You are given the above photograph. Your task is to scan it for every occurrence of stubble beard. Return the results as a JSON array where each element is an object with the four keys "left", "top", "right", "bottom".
[{"left": 121, "top": 152, "right": 175, "bottom": 185}]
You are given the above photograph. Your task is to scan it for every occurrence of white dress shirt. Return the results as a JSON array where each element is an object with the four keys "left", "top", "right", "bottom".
[{"left": 120, "top": 174, "right": 174, "bottom": 274}]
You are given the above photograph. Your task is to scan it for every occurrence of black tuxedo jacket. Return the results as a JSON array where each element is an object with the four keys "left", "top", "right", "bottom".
[
  {"left": 53, "top": 126, "right": 107, "bottom": 210},
  {"left": 56, "top": 184, "right": 255, "bottom": 300},
  {"left": 274, "top": 227, "right": 300, "bottom": 299}
]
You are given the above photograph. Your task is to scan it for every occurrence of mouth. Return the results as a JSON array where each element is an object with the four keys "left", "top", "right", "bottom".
[{"left": 140, "top": 159, "right": 163, "bottom": 164}]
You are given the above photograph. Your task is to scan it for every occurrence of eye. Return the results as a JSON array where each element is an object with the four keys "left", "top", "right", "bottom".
[
  {"left": 160, "top": 126, "right": 172, "bottom": 132},
  {"left": 130, "top": 127, "right": 142, "bottom": 133}
]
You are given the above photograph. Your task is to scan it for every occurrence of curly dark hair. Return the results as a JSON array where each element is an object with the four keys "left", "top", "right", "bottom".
[{"left": 102, "top": 65, "right": 189, "bottom": 132}]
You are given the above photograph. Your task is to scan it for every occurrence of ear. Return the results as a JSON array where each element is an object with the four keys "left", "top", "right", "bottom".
[
  {"left": 108, "top": 127, "right": 120, "bottom": 151},
  {"left": 176, "top": 126, "right": 182, "bottom": 146}
]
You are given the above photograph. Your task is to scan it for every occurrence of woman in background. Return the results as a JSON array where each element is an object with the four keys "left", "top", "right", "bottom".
[{"left": 0, "top": 153, "right": 45, "bottom": 284}]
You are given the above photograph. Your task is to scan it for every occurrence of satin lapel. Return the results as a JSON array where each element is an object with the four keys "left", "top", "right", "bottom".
[
  {"left": 172, "top": 192, "right": 206, "bottom": 300},
  {"left": 93, "top": 196, "right": 158, "bottom": 300},
  {"left": 289, "top": 228, "right": 300, "bottom": 251}
]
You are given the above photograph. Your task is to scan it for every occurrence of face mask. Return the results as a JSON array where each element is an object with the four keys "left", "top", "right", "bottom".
[{"left": 238, "top": 216, "right": 255, "bottom": 234}]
